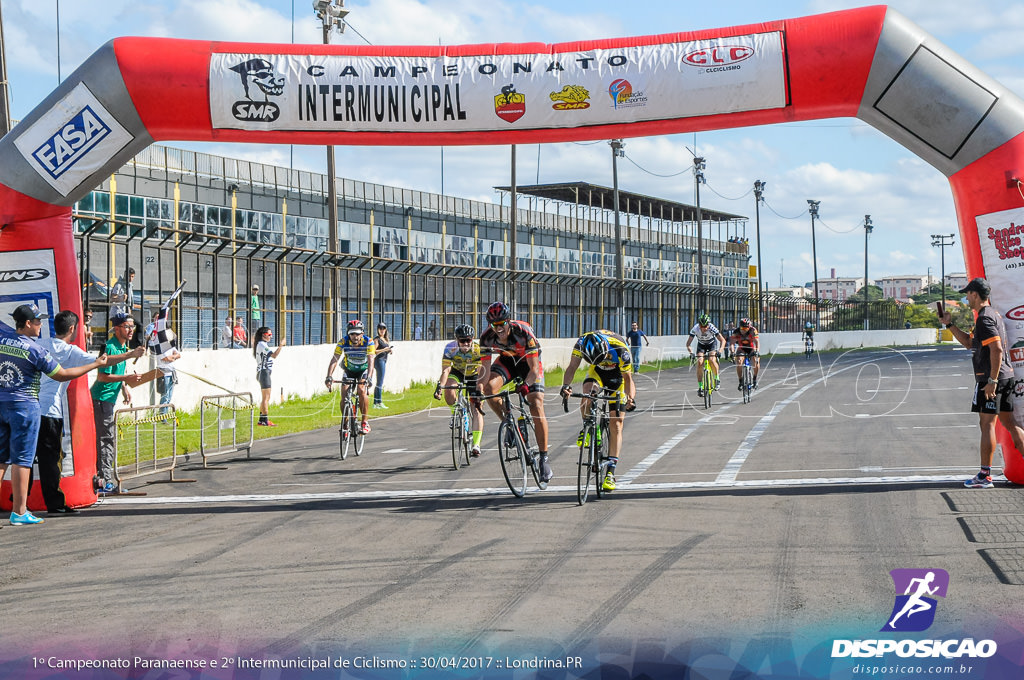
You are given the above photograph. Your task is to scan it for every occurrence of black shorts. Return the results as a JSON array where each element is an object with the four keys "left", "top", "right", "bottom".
[
  {"left": 343, "top": 367, "right": 369, "bottom": 382},
  {"left": 489, "top": 354, "right": 545, "bottom": 393},
  {"left": 695, "top": 341, "right": 718, "bottom": 356},
  {"left": 257, "top": 370, "right": 272, "bottom": 389},
  {"left": 450, "top": 371, "right": 481, "bottom": 398},
  {"left": 971, "top": 379, "right": 1014, "bottom": 414},
  {"left": 735, "top": 346, "right": 758, "bottom": 357}
]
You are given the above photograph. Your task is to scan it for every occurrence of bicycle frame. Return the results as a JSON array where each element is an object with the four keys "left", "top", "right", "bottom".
[
  {"left": 333, "top": 377, "right": 367, "bottom": 459},
  {"left": 442, "top": 383, "right": 473, "bottom": 470},
  {"left": 481, "top": 382, "right": 547, "bottom": 497},
  {"left": 563, "top": 390, "right": 615, "bottom": 505}
]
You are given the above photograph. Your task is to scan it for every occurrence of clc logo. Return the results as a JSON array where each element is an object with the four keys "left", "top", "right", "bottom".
[
  {"left": 682, "top": 45, "right": 754, "bottom": 67},
  {"left": 1004, "top": 304, "right": 1024, "bottom": 320},
  {"left": 881, "top": 568, "right": 949, "bottom": 632}
]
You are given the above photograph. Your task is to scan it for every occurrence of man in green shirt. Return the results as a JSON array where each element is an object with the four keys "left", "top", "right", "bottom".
[
  {"left": 250, "top": 284, "right": 261, "bottom": 336},
  {"left": 90, "top": 313, "right": 145, "bottom": 493}
]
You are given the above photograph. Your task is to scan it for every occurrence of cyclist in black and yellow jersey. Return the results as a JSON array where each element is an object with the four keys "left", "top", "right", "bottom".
[
  {"left": 433, "top": 324, "right": 486, "bottom": 457},
  {"left": 325, "top": 319, "right": 376, "bottom": 434},
  {"left": 559, "top": 331, "right": 636, "bottom": 491}
]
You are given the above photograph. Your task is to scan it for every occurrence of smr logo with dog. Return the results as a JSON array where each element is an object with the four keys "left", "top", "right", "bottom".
[
  {"left": 229, "top": 58, "right": 286, "bottom": 123},
  {"left": 881, "top": 568, "right": 948, "bottom": 632}
]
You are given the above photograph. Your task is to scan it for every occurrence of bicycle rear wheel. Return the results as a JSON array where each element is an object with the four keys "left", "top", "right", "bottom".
[
  {"left": 498, "top": 421, "right": 527, "bottom": 498},
  {"left": 353, "top": 407, "right": 365, "bottom": 456},
  {"left": 340, "top": 401, "right": 353, "bottom": 459},
  {"left": 576, "top": 430, "right": 594, "bottom": 505},
  {"left": 594, "top": 420, "right": 609, "bottom": 498}
]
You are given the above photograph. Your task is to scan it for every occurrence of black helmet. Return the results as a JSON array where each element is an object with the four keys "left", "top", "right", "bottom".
[
  {"left": 454, "top": 324, "right": 475, "bottom": 340},
  {"left": 486, "top": 301, "right": 511, "bottom": 324},
  {"left": 579, "top": 332, "right": 610, "bottom": 365},
  {"left": 739, "top": 318, "right": 751, "bottom": 328}
]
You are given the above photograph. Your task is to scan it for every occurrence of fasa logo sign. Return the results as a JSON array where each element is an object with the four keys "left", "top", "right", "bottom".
[
  {"left": 14, "top": 83, "right": 133, "bottom": 196},
  {"left": 30, "top": 106, "right": 112, "bottom": 180}
]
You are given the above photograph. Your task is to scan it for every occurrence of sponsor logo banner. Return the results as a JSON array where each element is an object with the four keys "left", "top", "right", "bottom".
[
  {"left": 976, "top": 207, "right": 1024, "bottom": 427},
  {"left": 13, "top": 84, "right": 133, "bottom": 197},
  {"left": 209, "top": 31, "right": 786, "bottom": 132}
]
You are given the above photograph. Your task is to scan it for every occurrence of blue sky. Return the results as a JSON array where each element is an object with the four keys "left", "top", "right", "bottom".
[{"left": 6, "top": 0, "right": 1018, "bottom": 287}]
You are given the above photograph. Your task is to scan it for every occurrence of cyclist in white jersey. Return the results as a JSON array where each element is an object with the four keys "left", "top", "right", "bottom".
[{"left": 685, "top": 313, "right": 727, "bottom": 396}]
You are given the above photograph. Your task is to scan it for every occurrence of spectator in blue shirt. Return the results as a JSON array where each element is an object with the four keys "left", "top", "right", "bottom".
[
  {"left": 625, "top": 321, "right": 650, "bottom": 374},
  {"left": 0, "top": 304, "right": 108, "bottom": 525}
]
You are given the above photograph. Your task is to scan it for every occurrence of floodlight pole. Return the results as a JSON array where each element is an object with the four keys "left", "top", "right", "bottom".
[
  {"left": 753, "top": 180, "right": 765, "bottom": 327},
  {"left": 863, "top": 214, "right": 873, "bottom": 330},
  {"left": 694, "top": 157, "right": 706, "bottom": 311},
  {"left": 611, "top": 139, "right": 625, "bottom": 335},
  {"left": 807, "top": 200, "right": 821, "bottom": 327},
  {"left": 931, "top": 233, "right": 955, "bottom": 308},
  {"left": 314, "top": 0, "right": 348, "bottom": 342}
]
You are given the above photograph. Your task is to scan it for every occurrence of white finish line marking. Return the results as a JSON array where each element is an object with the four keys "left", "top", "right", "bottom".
[{"left": 99, "top": 474, "right": 970, "bottom": 506}]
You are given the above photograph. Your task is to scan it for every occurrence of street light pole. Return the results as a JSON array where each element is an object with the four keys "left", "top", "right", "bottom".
[
  {"left": 313, "top": 0, "right": 349, "bottom": 342},
  {"left": 694, "top": 157, "right": 706, "bottom": 311},
  {"left": 753, "top": 180, "right": 765, "bottom": 327},
  {"left": 611, "top": 139, "right": 626, "bottom": 335},
  {"left": 807, "top": 200, "right": 821, "bottom": 327},
  {"left": 863, "top": 214, "right": 873, "bottom": 330},
  {"left": 931, "top": 233, "right": 955, "bottom": 308}
]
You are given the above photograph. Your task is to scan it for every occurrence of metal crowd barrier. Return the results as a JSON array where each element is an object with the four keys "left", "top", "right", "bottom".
[
  {"left": 113, "top": 404, "right": 194, "bottom": 490},
  {"left": 199, "top": 392, "right": 256, "bottom": 468}
]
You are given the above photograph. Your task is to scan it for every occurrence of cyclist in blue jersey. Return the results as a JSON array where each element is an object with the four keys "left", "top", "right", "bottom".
[
  {"left": 325, "top": 319, "right": 376, "bottom": 434},
  {"left": 560, "top": 331, "right": 636, "bottom": 491}
]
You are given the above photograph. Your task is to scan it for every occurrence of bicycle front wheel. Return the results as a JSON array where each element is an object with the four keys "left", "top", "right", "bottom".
[
  {"left": 498, "top": 421, "right": 528, "bottom": 498},
  {"left": 703, "top": 370, "right": 713, "bottom": 409},
  {"left": 594, "top": 420, "right": 610, "bottom": 499},
  {"left": 742, "top": 365, "right": 752, "bottom": 404},
  {"left": 451, "top": 404, "right": 468, "bottom": 470},
  {"left": 340, "top": 401, "right": 353, "bottom": 459}
]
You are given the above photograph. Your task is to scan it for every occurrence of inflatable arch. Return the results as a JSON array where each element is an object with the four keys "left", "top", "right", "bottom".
[{"left": 1, "top": 4, "right": 1023, "bottom": 507}]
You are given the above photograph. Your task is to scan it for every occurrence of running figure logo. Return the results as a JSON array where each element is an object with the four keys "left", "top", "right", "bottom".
[{"left": 881, "top": 568, "right": 949, "bottom": 632}]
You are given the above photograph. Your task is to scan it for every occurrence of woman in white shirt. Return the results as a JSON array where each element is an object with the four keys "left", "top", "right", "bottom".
[{"left": 253, "top": 327, "right": 285, "bottom": 426}]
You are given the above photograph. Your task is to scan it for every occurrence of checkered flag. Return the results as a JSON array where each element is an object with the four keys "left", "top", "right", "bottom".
[{"left": 149, "top": 280, "right": 186, "bottom": 358}]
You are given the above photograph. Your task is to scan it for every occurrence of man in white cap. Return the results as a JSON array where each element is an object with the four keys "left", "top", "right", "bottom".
[{"left": 0, "top": 304, "right": 108, "bottom": 525}]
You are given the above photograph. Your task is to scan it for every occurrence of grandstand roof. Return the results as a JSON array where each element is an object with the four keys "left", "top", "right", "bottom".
[{"left": 494, "top": 181, "right": 746, "bottom": 223}]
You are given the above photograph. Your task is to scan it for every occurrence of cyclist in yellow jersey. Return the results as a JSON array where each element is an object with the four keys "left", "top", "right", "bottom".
[
  {"left": 559, "top": 331, "right": 636, "bottom": 491},
  {"left": 325, "top": 319, "right": 376, "bottom": 434},
  {"left": 433, "top": 324, "right": 486, "bottom": 457}
]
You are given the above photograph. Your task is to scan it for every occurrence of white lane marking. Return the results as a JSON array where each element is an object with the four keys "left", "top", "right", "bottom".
[
  {"left": 99, "top": 474, "right": 973, "bottom": 506},
  {"left": 898, "top": 425, "right": 975, "bottom": 430},
  {"left": 715, "top": 355, "right": 894, "bottom": 484}
]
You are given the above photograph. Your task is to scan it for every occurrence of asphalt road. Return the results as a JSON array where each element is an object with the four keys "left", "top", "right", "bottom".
[{"left": 3, "top": 344, "right": 1022, "bottom": 678}]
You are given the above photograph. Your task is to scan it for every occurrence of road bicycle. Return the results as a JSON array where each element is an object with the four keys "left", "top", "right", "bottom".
[
  {"left": 804, "top": 334, "right": 815, "bottom": 357},
  {"left": 562, "top": 390, "right": 616, "bottom": 505},
  {"left": 693, "top": 352, "right": 718, "bottom": 409},
  {"left": 481, "top": 380, "right": 548, "bottom": 498},
  {"left": 442, "top": 383, "right": 474, "bottom": 470},
  {"left": 737, "top": 352, "right": 755, "bottom": 404},
  {"left": 332, "top": 377, "right": 367, "bottom": 459}
]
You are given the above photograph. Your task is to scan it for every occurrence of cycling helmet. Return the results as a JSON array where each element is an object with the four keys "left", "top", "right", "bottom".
[
  {"left": 486, "top": 301, "right": 511, "bottom": 324},
  {"left": 739, "top": 318, "right": 751, "bottom": 328},
  {"left": 697, "top": 313, "right": 711, "bottom": 327},
  {"left": 579, "top": 332, "right": 610, "bottom": 365},
  {"left": 346, "top": 319, "right": 365, "bottom": 335},
  {"left": 454, "top": 323, "right": 475, "bottom": 340}
]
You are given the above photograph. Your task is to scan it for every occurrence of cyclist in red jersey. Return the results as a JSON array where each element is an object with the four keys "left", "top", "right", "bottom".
[
  {"left": 729, "top": 318, "right": 761, "bottom": 390},
  {"left": 478, "top": 302, "right": 551, "bottom": 482}
]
